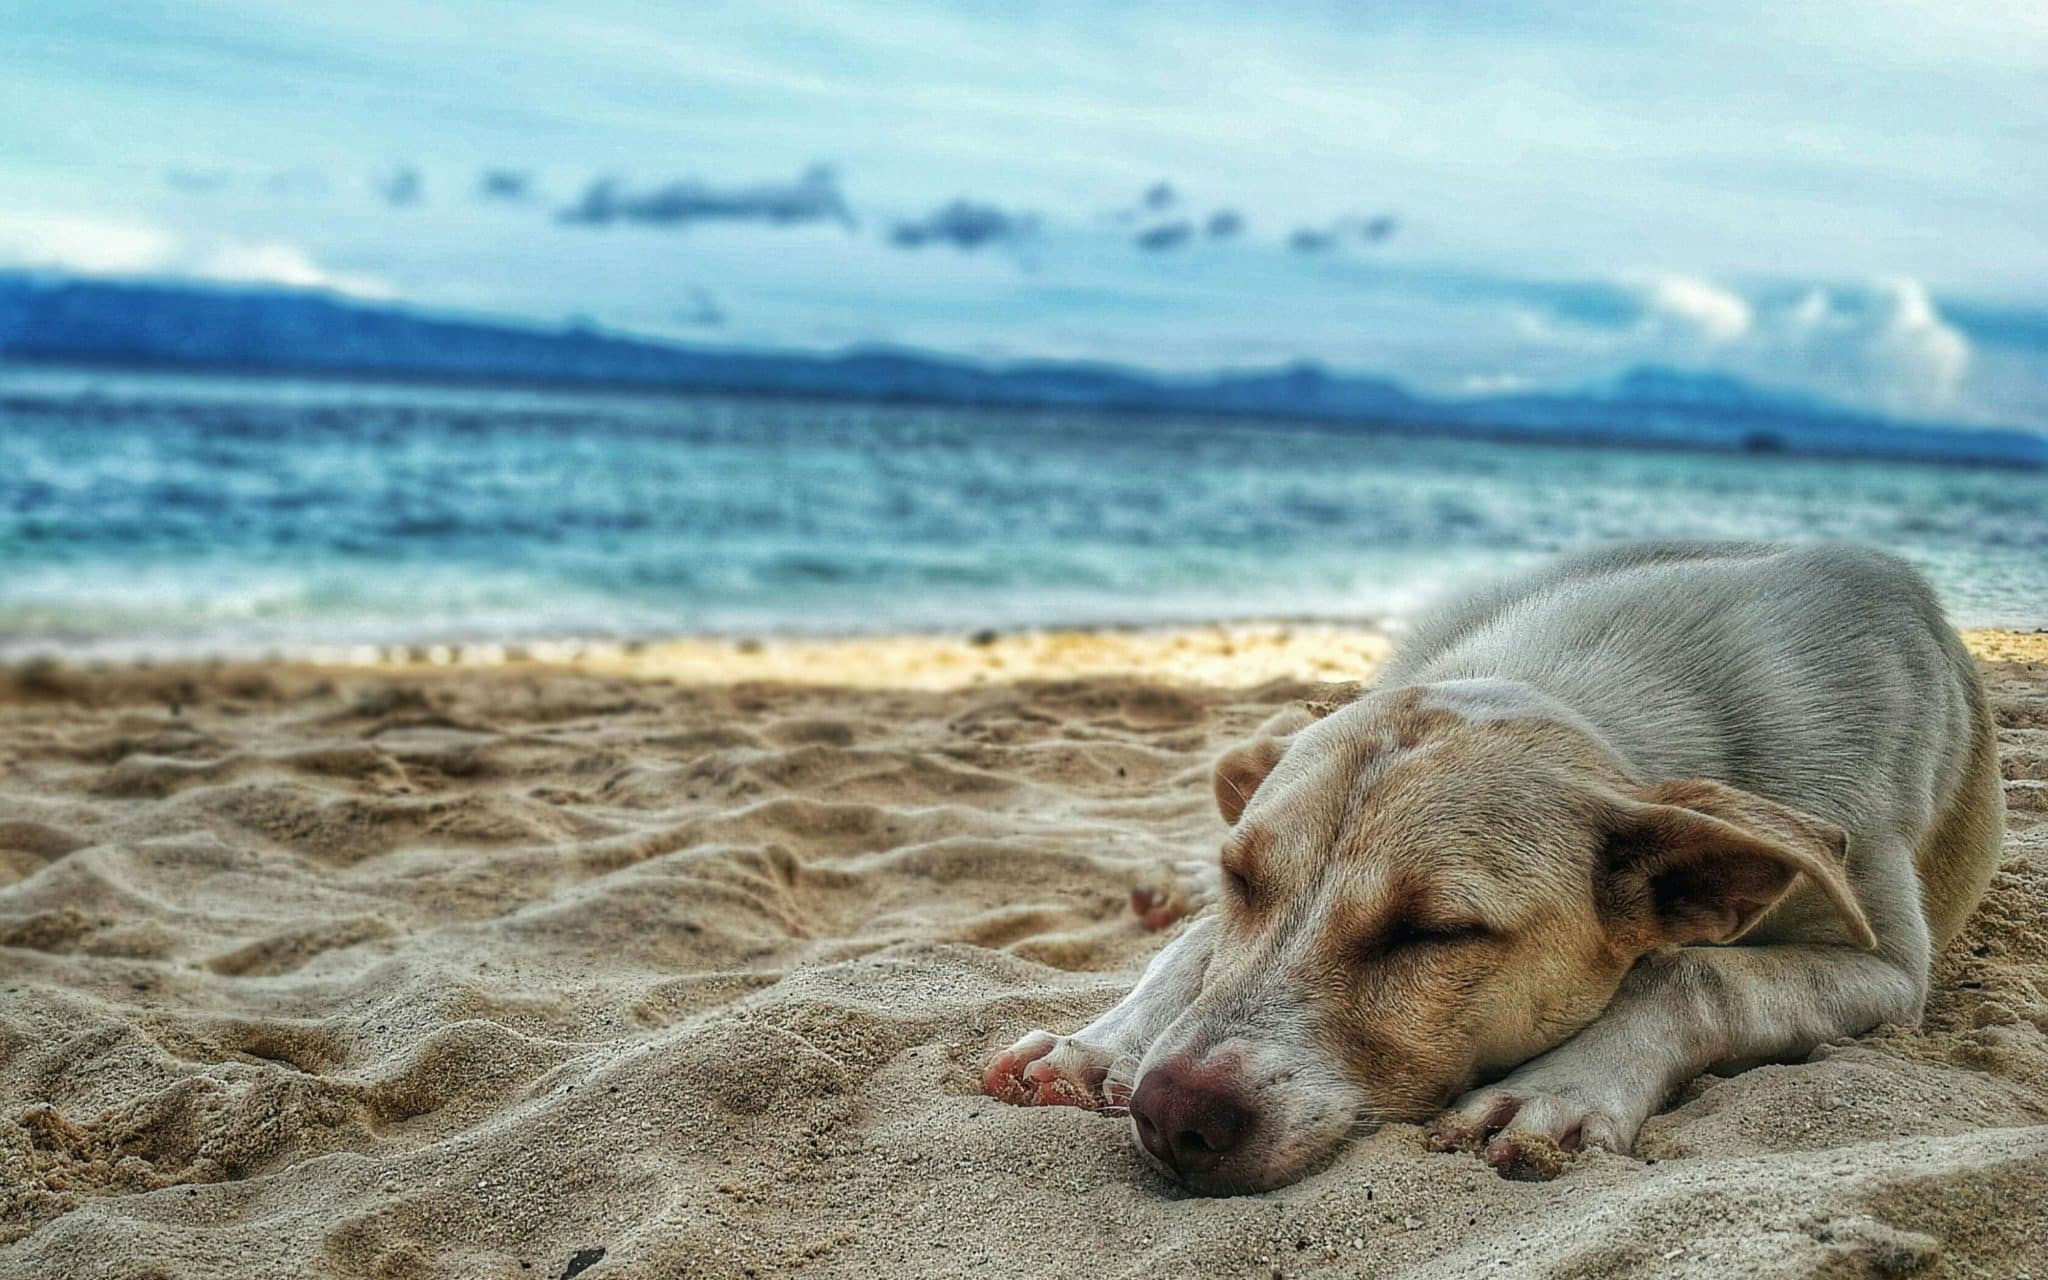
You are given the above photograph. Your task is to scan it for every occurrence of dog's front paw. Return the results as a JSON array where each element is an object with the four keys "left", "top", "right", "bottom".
[
  {"left": 983, "top": 1030, "right": 1127, "bottom": 1110},
  {"left": 1129, "top": 859, "right": 1220, "bottom": 930},
  {"left": 1425, "top": 1082, "right": 1639, "bottom": 1181}
]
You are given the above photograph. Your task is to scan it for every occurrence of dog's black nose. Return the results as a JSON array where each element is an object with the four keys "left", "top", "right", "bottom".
[{"left": 1129, "top": 1063, "right": 1255, "bottom": 1177}]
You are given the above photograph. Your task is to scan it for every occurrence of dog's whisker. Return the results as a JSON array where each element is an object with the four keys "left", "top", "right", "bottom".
[{"left": 1342, "top": 1103, "right": 1399, "bottom": 1138}]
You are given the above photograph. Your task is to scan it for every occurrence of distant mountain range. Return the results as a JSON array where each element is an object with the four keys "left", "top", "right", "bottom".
[{"left": 2, "top": 272, "right": 2041, "bottom": 467}]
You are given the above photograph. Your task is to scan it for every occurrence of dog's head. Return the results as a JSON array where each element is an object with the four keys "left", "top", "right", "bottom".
[{"left": 1127, "top": 682, "right": 1873, "bottom": 1194}]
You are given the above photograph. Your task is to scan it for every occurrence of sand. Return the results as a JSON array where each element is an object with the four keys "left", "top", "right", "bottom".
[{"left": 1, "top": 627, "right": 2044, "bottom": 1279}]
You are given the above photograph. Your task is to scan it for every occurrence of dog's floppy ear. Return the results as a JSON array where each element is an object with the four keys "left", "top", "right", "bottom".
[
  {"left": 1213, "top": 737, "right": 1285, "bottom": 825},
  {"left": 1599, "top": 779, "right": 1876, "bottom": 951},
  {"left": 1211, "top": 702, "right": 1332, "bottom": 825}
]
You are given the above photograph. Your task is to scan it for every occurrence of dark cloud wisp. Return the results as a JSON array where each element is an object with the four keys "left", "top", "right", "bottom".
[
  {"left": 377, "top": 167, "right": 423, "bottom": 207},
  {"left": 558, "top": 164, "right": 853, "bottom": 231},
  {"left": 888, "top": 199, "right": 1038, "bottom": 251},
  {"left": 1134, "top": 221, "right": 1193, "bottom": 251},
  {"left": 478, "top": 169, "right": 533, "bottom": 202},
  {"left": 1135, "top": 207, "right": 1242, "bottom": 250},
  {"left": 1288, "top": 212, "right": 1399, "bottom": 253}
]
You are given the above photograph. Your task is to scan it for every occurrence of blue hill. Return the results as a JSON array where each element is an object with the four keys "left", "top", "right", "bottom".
[{"left": 1, "top": 272, "right": 2040, "bottom": 467}]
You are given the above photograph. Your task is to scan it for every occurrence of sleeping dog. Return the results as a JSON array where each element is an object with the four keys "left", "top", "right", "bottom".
[{"left": 984, "top": 542, "right": 2003, "bottom": 1193}]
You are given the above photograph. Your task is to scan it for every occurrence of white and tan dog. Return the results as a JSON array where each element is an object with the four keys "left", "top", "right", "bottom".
[{"left": 985, "top": 542, "right": 2003, "bottom": 1193}]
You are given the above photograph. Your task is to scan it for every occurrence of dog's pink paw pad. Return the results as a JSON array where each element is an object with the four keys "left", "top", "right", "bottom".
[
  {"left": 983, "top": 1033, "right": 1058, "bottom": 1104},
  {"left": 983, "top": 1032, "right": 1117, "bottom": 1110}
]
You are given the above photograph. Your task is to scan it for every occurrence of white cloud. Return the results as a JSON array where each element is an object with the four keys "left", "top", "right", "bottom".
[
  {"left": 1764, "top": 277, "right": 1969, "bottom": 413},
  {"left": 1553, "top": 270, "right": 1979, "bottom": 419},
  {"left": 191, "top": 241, "right": 394, "bottom": 298},
  {"left": 0, "top": 214, "right": 176, "bottom": 275},
  {"left": 0, "top": 213, "right": 391, "bottom": 299},
  {"left": 1640, "top": 273, "right": 1753, "bottom": 342}
]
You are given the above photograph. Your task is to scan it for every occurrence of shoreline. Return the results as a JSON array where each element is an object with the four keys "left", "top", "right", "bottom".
[{"left": 4, "top": 621, "right": 2043, "bottom": 694}]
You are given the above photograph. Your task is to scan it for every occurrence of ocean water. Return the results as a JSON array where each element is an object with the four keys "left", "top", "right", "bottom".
[{"left": 1, "top": 367, "right": 2043, "bottom": 661}]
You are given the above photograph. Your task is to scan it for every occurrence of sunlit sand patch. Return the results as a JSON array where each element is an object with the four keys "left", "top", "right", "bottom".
[
  {"left": 296, "top": 622, "right": 1397, "bottom": 689},
  {"left": 1960, "top": 628, "right": 2048, "bottom": 665},
  {"left": 284, "top": 623, "right": 2044, "bottom": 692}
]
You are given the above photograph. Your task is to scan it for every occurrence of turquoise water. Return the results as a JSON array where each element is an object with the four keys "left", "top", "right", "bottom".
[{"left": 1, "top": 367, "right": 2042, "bottom": 661}]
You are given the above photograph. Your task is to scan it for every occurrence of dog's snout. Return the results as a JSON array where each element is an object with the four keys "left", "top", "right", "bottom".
[{"left": 1129, "top": 1061, "right": 1255, "bottom": 1178}]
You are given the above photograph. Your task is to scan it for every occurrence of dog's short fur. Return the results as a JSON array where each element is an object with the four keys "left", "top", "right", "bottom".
[{"left": 985, "top": 542, "right": 2003, "bottom": 1193}]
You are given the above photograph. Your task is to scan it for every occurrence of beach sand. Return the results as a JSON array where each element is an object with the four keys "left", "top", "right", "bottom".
[{"left": 2, "top": 626, "right": 2044, "bottom": 1279}]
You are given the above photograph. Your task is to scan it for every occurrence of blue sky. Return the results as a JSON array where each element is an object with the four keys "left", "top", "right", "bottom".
[{"left": 3, "top": 1, "right": 2045, "bottom": 425}]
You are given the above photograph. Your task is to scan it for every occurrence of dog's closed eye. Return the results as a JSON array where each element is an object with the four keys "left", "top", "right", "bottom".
[
  {"left": 1368, "top": 918, "right": 1491, "bottom": 958},
  {"left": 1221, "top": 862, "right": 1257, "bottom": 908},
  {"left": 1219, "top": 835, "right": 1269, "bottom": 909}
]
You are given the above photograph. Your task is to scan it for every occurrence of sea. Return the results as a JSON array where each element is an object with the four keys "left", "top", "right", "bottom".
[{"left": 1, "top": 366, "right": 2042, "bottom": 662}]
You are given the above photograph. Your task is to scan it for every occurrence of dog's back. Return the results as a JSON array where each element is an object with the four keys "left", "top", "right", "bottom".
[{"left": 1382, "top": 541, "right": 2002, "bottom": 949}]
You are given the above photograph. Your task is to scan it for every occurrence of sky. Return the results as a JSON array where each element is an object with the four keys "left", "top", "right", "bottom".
[{"left": 2, "top": 0, "right": 2046, "bottom": 426}]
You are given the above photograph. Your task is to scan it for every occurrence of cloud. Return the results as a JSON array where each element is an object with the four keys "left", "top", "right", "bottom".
[
  {"left": 1133, "top": 220, "right": 1193, "bottom": 251},
  {"left": 1135, "top": 210, "right": 1242, "bottom": 249},
  {"left": 0, "top": 214, "right": 175, "bottom": 275},
  {"left": 1100, "top": 181, "right": 1187, "bottom": 228},
  {"left": 1640, "top": 274, "right": 1969, "bottom": 411},
  {"left": 0, "top": 213, "right": 391, "bottom": 298},
  {"left": 559, "top": 164, "right": 852, "bottom": 231},
  {"left": 478, "top": 169, "right": 533, "bottom": 202},
  {"left": 377, "top": 167, "right": 423, "bottom": 207},
  {"left": 888, "top": 199, "right": 1037, "bottom": 251},
  {"left": 1641, "top": 273, "right": 1754, "bottom": 342},
  {"left": 194, "top": 242, "right": 395, "bottom": 297},
  {"left": 1559, "top": 272, "right": 1976, "bottom": 416},
  {"left": 1354, "top": 214, "right": 1399, "bottom": 244},
  {"left": 1768, "top": 278, "right": 1970, "bottom": 412},
  {"left": 1288, "top": 214, "right": 1398, "bottom": 253},
  {"left": 1115, "top": 185, "right": 1241, "bottom": 249}
]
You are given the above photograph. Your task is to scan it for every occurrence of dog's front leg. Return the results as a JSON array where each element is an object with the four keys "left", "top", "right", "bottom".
[
  {"left": 985, "top": 915, "right": 1217, "bottom": 1111},
  {"left": 1429, "top": 941, "right": 1925, "bottom": 1179}
]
